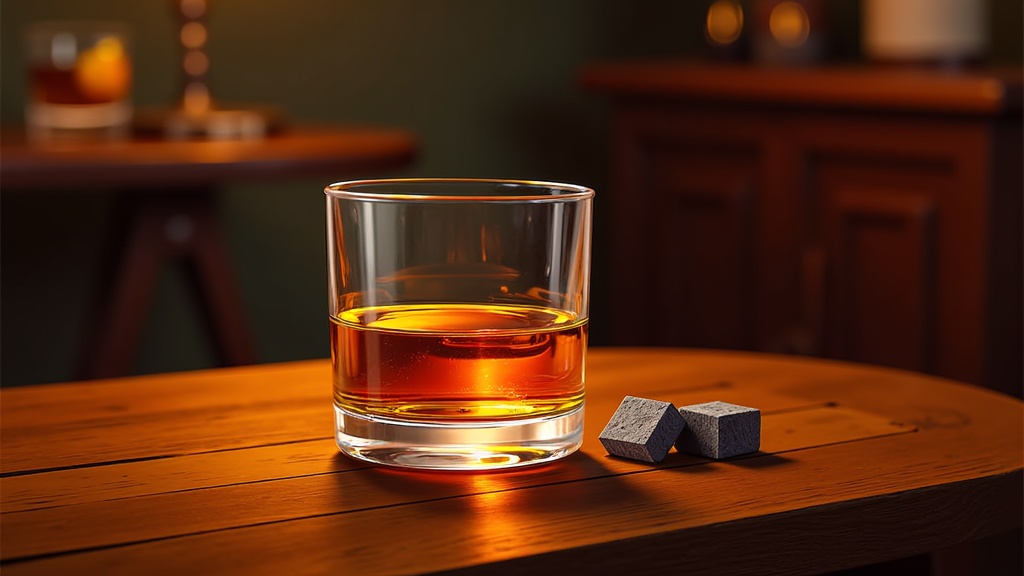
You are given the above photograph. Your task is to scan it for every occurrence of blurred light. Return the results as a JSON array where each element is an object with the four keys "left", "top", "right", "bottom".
[
  {"left": 180, "top": 22, "right": 207, "bottom": 49},
  {"left": 706, "top": 0, "right": 744, "bottom": 46},
  {"left": 183, "top": 81, "right": 210, "bottom": 114},
  {"left": 183, "top": 50, "right": 209, "bottom": 76},
  {"left": 180, "top": 0, "right": 207, "bottom": 20},
  {"left": 51, "top": 32, "right": 77, "bottom": 69},
  {"left": 769, "top": 1, "right": 810, "bottom": 47}
]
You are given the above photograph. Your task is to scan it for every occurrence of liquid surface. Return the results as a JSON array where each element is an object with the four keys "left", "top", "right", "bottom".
[{"left": 331, "top": 303, "right": 587, "bottom": 421}]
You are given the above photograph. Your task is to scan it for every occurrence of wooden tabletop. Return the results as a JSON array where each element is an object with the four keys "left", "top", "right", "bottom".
[
  {"left": 1, "top": 348, "right": 1021, "bottom": 575},
  {"left": 0, "top": 124, "right": 418, "bottom": 189}
]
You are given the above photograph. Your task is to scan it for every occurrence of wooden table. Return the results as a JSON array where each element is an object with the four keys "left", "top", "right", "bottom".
[
  {"left": 0, "top": 126, "right": 417, "bottom": 379},
  {"left": 2, "top": 348, "right": 1020, "bottom": 575}
]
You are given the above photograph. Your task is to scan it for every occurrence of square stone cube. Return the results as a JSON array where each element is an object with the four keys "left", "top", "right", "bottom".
[
  {"left": 599, "top": 396, "right": 687, "bottom": 463},
  {"left": 675, "top": 401, "right": 760, "bottom": 459}
]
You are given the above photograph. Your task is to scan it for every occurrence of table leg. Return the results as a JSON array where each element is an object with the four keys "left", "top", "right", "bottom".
[{"left": 78, "top": 190, "right": 258, "bottom": 379}]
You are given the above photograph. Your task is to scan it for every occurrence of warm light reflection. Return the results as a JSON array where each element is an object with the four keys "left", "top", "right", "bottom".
[
  {"left": 466, "top": 475, "right": 522, "bottom": 555},
  {"left": 769, "top": 1, "right": 810, "bottom": 47},
  {"left": 706, "top": 0, "right": 744, "bottom": 46},
  {"left": 180, "top": 22, "right": 207, "bottom": 49}
]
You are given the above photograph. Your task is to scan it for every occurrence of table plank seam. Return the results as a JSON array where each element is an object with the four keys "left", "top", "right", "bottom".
[
  {"left": 0, "top": 401, "right": 863, "bottom": 478},
  {"left": 0, "top": 436, "right": 335, "bottom": 479}
]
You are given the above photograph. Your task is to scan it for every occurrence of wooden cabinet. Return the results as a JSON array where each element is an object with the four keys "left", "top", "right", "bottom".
[{"left": 583, "top": 61, "right": 1022, "bottom": 396}]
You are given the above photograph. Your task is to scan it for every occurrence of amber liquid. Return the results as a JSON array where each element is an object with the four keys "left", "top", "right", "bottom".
[
  {"left": 331, "top": 303, "right": 587, "bottom": 422},
  {"left": 31, "top": 67, "right": 109, "bottom": 105}
]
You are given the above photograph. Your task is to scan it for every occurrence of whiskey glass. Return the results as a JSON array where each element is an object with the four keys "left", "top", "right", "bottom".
[
  {"left": 325, "top": 179, "right": 593, "bottom": 470},
  {"left": 25, "top": 21, "right": 133, "bottom": 141}
]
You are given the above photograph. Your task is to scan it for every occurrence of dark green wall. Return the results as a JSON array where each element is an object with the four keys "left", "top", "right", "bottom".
[{"left": 2, "top": 1, "right": 1020, "bottom": 386}]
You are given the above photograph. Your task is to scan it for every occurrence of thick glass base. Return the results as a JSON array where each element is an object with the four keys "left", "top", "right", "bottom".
[
  {"left": 25, "top": 101, "right": 131, "bottom": 143},
  {"left": 335, "top": 405, "right": 584, "bottom": 471}
]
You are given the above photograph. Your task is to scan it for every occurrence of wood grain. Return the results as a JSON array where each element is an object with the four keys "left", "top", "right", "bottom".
[
  {"left": 1, "top": 348, "right": 1020, "bottom": 575},
  {"left": 0, "top": 361, "right": 329, "bottom": 474}
]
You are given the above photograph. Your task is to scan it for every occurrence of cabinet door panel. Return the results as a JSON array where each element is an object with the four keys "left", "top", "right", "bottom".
[
  {"left": 806, "top": 148, "right": 960, "bottom": 377},
  {"left": 797, "top": 118, "right": 989, "bottom": 382},
  {"left": 825, "top": 188, "right": 936, "bottom": 371},
  {"left": 649, "top": 145, "right": 756, "bottom": 348},
  {"left": 608, "top": 108, "right": 772, "bottom": 349}
]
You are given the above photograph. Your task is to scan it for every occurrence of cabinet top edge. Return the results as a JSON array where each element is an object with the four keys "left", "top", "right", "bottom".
[{"left": 580, "top": 60, "right": 1023, "bottom": 116}]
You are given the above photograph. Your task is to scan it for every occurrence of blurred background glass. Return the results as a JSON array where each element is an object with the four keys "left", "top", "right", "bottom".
[{"left": 24, "top": 20, "right": 133, "bottom": 141}]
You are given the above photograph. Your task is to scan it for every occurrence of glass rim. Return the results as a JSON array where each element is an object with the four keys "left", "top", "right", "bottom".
[{"left": 324, "top": 178, "right": 594, "bottom": 202}]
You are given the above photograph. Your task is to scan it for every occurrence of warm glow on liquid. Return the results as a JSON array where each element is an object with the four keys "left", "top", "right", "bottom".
[{"left": 331, "top": 303, "right": 586, "bottom": 422}]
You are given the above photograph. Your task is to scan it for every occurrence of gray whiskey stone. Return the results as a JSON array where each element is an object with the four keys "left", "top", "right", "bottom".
[
  {"left": 599, "top": 396, "right": 687, "bottom": 463},
  {"left": 675, "top": 401, "right": 760, "bottom": 459}
]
